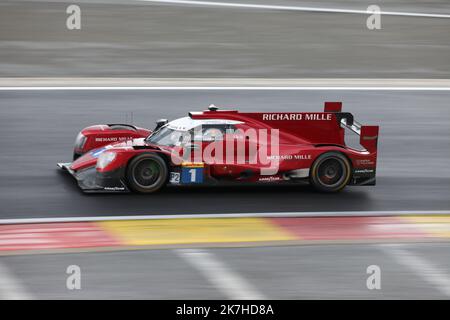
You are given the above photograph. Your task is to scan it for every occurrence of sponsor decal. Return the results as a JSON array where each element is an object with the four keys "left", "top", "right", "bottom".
[
  {"left": 95, "top": 136, "right": 134, "bottom": 143},
  {"left": 169, "top": 172, "right": 181, "bottom": 184},
  {"left": 258, "top": 176, "right": 282, "bottom": 182},
  {"left": 267, "top": 154, "right": 311, "bottom": 160},
  {"left": 356, "top": 159, "right": 375, "bottom": 165},
  {"left": 181, "top": 162, "right": 204, "bottom": 168},
  {"left": 181, "top": 167, "right": 204, "bottom": 184},
  {"left": 262, "top": 113, "right": 332, "bottom": 121},
  {"left": 103, "top": 187, "right": 125, "bottom": 191},
  {"left": 354, "top": 169, "right": 375, "bottom": 174}
]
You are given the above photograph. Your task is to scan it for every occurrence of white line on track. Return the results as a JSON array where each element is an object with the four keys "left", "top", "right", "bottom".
[
  {"left": 1, "top": 78, "right": 450, "bottom": 90},
  {"left": 380, "top": 244, "right": 450, "bottom": 297},
  {"left": 175, "top": 248, "right": 265, "bottom": 299},
  {"left": 1, "top": 87, "right": 450, "bottom": 91},
  {"left": 0, "top": 262, "right": 34, "bottom": 300},
  {"left": 137, "top": 0, "right": 450, "bottom": 19},
  {"left": 0, "top": 211, "right": 448, "bottom": 225},
  {"left": 0, "top": 86, "right": 450, "bottom": 91}
]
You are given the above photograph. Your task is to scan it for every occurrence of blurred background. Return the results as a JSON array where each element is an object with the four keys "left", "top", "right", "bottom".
[
  {"left": 0, "top": 0, "right": 449, "bottom": 78},
  {"left": 0, "top": 0, "right": 450, "bottom": 300}
]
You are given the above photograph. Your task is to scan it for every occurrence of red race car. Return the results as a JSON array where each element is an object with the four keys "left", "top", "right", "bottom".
[{"left": 58, "top": 102, "right": 379, "bottom": 193}]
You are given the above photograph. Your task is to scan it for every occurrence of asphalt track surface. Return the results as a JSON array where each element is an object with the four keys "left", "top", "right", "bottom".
[
  {"left": 1, "top": 1, "right": 450, "bottom": 302},
  {"left": 2, "top": 243, "right": 450, "bottom": 299},
  {"left": 0, "top": 89, "right": 449, "bottom": 219},
  {"left": 0, "top": 0, "right": 449, "bottom": 78}
]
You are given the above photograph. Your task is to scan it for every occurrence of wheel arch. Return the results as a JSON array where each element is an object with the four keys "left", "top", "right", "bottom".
[{"left": 312, "top": 146, "right": 354, "bottom": 173}]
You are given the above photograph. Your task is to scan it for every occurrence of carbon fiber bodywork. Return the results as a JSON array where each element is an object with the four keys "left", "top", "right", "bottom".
[
  {"left": 57, "top": 163, "right": 129, "bottom": 193},
  {"left": 350, "top": 168, "right": 376, "bottom": 186}
]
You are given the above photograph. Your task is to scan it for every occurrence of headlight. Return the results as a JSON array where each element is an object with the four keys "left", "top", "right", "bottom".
[
  {"left": 74, "top": 132, "right": 87, "bottom": 150},
  {"left": 96, "top": 151, "right": 116, "bottom": 169}
]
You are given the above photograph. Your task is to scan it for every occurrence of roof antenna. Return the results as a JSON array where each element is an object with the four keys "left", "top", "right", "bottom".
[{"left": 208, "top": 104, "right": 219, "bottom": 111}]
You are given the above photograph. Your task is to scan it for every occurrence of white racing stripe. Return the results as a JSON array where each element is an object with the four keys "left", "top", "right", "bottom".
[
  {"left": 137, "top": 0, "right": 450, "bottom": 19},
  {"left": 175, "top": 249, "right": 266, "bottom": 299},
  {"left": 0, "top": 262, "right": 34, "bottom": 300},
  {"left": 380, "top": 244, "right": 450, "bottom": 297},
  {"left": 0, "top": 211, "right": 448, "bottom": 225}
]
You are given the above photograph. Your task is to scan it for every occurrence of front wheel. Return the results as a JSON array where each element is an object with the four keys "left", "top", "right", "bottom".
[
  {"left": 126, "top": 154, "right": 168, "bottom": 193},
  {"left": 309, "top": 152, "right": 351, "bottom": 192}
]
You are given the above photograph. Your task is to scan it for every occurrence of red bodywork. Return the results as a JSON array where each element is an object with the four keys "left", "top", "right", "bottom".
[
  {"left": 74, "top": 124, "right": 151, "bottom": 159},
  {"left": 60, "top": 102, "right": 379, "bottom": 192}
]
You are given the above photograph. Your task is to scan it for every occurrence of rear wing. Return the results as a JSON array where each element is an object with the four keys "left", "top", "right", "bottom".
[{"left": 325, "top": 102, "right": 379, "bottom": 153}]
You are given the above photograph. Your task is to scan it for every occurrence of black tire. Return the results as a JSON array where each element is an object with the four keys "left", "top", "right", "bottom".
[
  {"left": 126, "top": 153, "right": 168, "bottom": 193},
  {"left": 310, "top": 152, "right": 352, "bottom": 192}
]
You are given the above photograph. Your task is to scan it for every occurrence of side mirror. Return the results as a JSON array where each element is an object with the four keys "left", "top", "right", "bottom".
[{"left": 154, "top": 119, "right": 168, "bottom": 131}]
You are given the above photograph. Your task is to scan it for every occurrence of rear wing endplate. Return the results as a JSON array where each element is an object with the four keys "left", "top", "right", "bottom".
[{"left": 325, "top": 102, "right": 379, "bottom": 153}]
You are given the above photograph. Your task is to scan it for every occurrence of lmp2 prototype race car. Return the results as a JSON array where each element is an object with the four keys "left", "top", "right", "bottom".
[{"left": 58, "top": 102, "right": 379, "bottom": 193}]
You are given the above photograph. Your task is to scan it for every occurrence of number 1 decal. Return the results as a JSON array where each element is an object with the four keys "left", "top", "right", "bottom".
[
  {"left": 181, "top": 166, "right": 204, "bottom": 184},
  {"left": 189, "top": 169, "right": 196, "bottom": 182}
]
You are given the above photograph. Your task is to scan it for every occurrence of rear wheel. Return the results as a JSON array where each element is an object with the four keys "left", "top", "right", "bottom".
[
  {"left": 310, "top": 152, "right": 351, "bottom": 192},
  {"left": 126, "top": 154, "right": 168, "bottom": 193}
]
